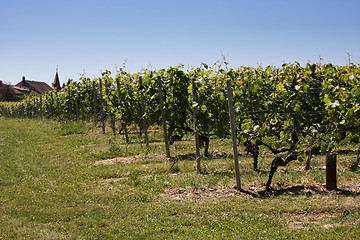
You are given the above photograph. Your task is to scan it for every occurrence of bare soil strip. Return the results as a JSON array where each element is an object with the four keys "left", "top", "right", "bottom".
[
  {"left": 94, "top": 154, "right": 169, "bottom": 165},
  {"left": 160, "top": 183, "right": 360, "bottom": 200}
]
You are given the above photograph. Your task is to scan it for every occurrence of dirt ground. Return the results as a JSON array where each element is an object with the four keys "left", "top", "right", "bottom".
[
  {"left": 94, "top": 153, "right": 359, "bottom": 229},
  {"left": 160, "top": 183, "right": 360, "bottom": 200},
  {"left": 94, "top": 153, "right": 360, "bottom": 200},
  {"left": 93, "top": 153, "right": 170, "bottom": 165}
]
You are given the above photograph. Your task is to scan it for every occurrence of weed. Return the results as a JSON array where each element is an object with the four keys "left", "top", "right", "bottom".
[
  {"left": 169, "top": 165, "right": 180, "bottom": 173},
  {"left": 58, "top": 120, "right": 87, "bottom": 135},
  {"left": 108, "top": 144, "right": 123, "bottom": 156}
]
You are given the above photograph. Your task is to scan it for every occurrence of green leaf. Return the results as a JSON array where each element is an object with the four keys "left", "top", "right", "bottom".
[{"left": 294, "top": 103, "right": 301, "bottom": 112}]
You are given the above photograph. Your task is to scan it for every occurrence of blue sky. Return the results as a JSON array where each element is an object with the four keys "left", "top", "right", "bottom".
[{"left": 1, "top": 0, "right": 359, "bottom": 85}]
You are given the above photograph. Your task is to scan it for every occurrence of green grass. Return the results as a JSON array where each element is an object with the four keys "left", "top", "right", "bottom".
[
  {"left": 56, "top": 120, "right": 87, "bottom": 136},
  {"left": 0, "top": 117, "right": 359, "bottom": 239}
]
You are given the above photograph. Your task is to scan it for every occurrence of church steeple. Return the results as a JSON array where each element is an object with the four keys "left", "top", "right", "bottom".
[{"left": 53, "top": 67, "right": 61, "bottom": 91}]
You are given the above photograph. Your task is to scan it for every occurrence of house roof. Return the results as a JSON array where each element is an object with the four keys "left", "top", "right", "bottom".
[
  {"left": 16, "top": 79, "right": 53, "bottom": 95},
  {"left": 12, "top": 86, "right": 30, "bottom": 94},
  {"left": 26, "top": 80, "right": 53, "bottom": 94}
]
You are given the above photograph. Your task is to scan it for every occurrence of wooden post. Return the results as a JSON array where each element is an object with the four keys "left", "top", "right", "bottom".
[
  {"left": 36, "top": 98, "right": 39, "bottom": 118},
  {"left": 68, "top": 86, "right": 72, "bottom": 120},
  {"left": 2, "top": 107, "right": 9, "bottom": 118},
  {"left": 33, "top": 98, "right": 36, "bottom": 118},
  {"left": 110, "top": 86, "right": 117, "bottom": 135},
  {"left": 357, "top": 141, "right": 360, "bottom": 166},
  {"left": 39, "top": 95, "right": 43, "bottom": 119},
  {"left": 50, "top": 92, "right": 54, "bottom": 119},
  {"left": 226, "top": 79, "right": 241, "bottom": 190},
  {"left": 123, "top": 122, "right": 130, "bottom": 143},
  {"left": 326, "top": 153, "right": 337, "bottom": 190},
  {"left": 76, "top": 92, "right": 79, "bottom": 122},
  {"left": 350, "top": 138, "right": 360, "bottom": 169},
  {"left": 56, "top": 92, "right": 60, "bottom": 121},
  {"left": 157, "top": 76, "right": 171, "bottom": 158},
  {"left": 11, "top": 107, "right": 15, "bottom": 118},
  {"left": 305, "top": 133, "right": 315, "bottom": 170},
  {"left": 15, "top": 105, "right": 17, "bottom": 118},
  {"left": 93, "top": 81, "right": 97, "bottom": 127},
  {"left": 191, "top": 78, "right": 201, "bottom": 173},
  {"left": 111, "top": 115, "right": 116, "bottom": 135},
  {"left": 116, "top": 79, "right": 130, "bottom": 143},
  {"left": 99, "top": 79, "right": 105, "bottom": 134},
  {"left": 20, "top": 104, "right": 24, "bottom": 118},
  {"left": 81, "top": 104, "right": 85, "bottom": 120},
  {"left": 139, "top": 77, "right": 149, "bottom": 148},
  {"left": 53, "top": 93, "right": 57, "bottom": 120},
  {"left": 26, "top": 101, "right": 30, "bottom": 118}
]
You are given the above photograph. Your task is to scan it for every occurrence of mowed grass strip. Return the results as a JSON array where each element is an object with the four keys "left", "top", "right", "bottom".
[{"left": 0, "top": 117, "right": 359, "bottom": 239}]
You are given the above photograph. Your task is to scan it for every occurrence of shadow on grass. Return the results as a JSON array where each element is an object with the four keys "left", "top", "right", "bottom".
[
  {"left": 240, "top": 184, "right": 360, "bottom": 199},
  {"left": 170, "top": 152, "right": 232, "bottom": 161}
]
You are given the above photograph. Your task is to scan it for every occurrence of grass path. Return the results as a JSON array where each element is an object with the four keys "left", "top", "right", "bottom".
[{"left": 0, "top": 117, "right": 359, "bottom": 239}]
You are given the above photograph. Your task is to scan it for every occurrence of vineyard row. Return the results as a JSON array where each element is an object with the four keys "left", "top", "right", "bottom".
[{"left": 1, "top": 62, "right": 360, "bottom": 189}]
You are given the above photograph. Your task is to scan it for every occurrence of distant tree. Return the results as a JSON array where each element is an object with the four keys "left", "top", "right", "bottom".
[{"left": 0, "top": 83, "right": 18, "bottom": 101}]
